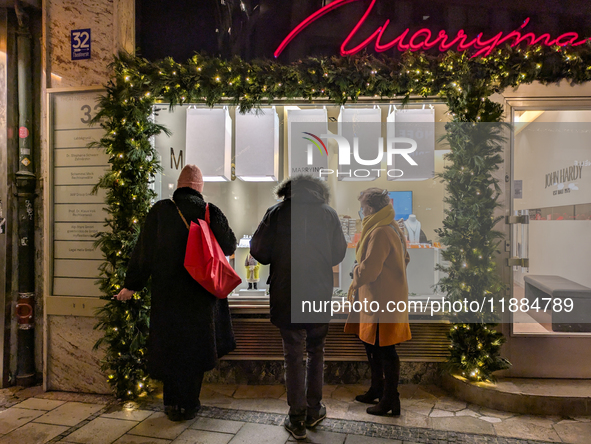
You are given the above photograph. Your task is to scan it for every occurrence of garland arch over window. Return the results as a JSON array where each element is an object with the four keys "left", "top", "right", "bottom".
[{"left": 91, "top": 46, "right": 591, "bottom": 399}]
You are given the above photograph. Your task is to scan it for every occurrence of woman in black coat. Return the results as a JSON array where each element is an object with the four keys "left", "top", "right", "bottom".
[{"left": 115, "top": 164, "right": 237, "bottom": 421}]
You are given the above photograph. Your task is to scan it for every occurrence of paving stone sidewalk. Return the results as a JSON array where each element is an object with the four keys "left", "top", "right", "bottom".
[{"left": 0, "top": 384, "right": 589, "bottom": 444}]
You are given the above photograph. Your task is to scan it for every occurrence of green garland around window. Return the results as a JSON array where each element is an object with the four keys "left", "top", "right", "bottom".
[{"left": 91, "top": 45, "right": 591, "bottom": 399}]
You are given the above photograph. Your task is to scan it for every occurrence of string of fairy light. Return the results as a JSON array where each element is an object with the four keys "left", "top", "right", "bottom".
[{"left": 91, "top": 45, "right": 591, "bottom": 399}]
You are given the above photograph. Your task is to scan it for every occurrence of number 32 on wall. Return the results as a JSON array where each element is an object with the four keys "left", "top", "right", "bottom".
[
  {"left": 71, "top": 28, "right": 91, "bottom": 61},
  {"left": 80, "top": 103, "right": 100, "bottom": 125}
]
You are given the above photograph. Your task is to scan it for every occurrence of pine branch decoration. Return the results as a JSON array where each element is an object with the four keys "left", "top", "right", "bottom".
[{"left": 91, "top": 44, "right": 591, "bottom": 398}]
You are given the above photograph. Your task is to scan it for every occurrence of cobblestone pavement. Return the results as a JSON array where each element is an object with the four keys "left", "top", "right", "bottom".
[{"left": 0, "top": 384, "right": 589, "bottom": 443}]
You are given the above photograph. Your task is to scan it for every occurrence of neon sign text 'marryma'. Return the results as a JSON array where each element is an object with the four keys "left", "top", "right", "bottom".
[{"left": 274, "top": 0, "right": 590, "bottom": 58}]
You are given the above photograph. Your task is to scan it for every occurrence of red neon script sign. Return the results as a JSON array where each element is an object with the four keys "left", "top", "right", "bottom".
[{"left": 274, "top": 0, "right": 590, "bottom": 58}]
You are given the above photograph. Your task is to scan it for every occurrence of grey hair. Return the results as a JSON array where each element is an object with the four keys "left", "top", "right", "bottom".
[{"left": 358, "top": 188, "right": 391, "bottom": 212}]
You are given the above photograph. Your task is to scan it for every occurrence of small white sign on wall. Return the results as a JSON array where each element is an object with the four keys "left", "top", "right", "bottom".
[
  {"left": 54, "top": 166, "right": 108, "bottom": 186},
  {"left": 53, "top": 186, "right": 106, "bottom": 204},
  {"left": 514, "top": 180, "right": 523, "bottom": 199},
  {"left": 54, "top": 204, "right": 106, "bottom": 223},
  {"left": 54, "top": 222, "right": 105, "bottom": 241},
  {"left": 54, "top": 148, "right": 109, "bottom": 167},
  {"left": 54, "top": 241, "right": 102, "bottom": 260}
]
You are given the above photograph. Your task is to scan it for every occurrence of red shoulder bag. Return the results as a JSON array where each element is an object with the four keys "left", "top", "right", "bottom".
[{"left": 173, "top": 200, "right": 241, "bottom": 299}]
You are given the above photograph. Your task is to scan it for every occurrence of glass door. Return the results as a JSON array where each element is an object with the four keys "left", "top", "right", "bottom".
[{"left": 512, "top": 109, "right": 591, "bottom": 335}]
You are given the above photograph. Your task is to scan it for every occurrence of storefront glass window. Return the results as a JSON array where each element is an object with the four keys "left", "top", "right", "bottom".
[
  {"left": 152, "top": 103, "right": 451, "bottom": 308},
  {"left": 512, "top": 110, "right": 591, "bottom": 336}
]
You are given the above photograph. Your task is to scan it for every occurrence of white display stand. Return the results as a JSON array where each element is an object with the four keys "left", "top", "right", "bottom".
[
  {"left": 238, "top": 289, "right": 267, "bottom": 297},
  {"left": 406, "top": 248, "right": 441, "bottom": 296}
]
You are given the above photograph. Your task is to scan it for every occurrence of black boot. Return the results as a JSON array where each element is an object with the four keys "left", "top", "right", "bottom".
[
  {"left": 253, "top": 283, "right": 257, "bottom": 290},
  {"left": 180, "top": 371, "right": 203, "bottom": 420},
  {"left": 367, "top": 346, "right": 401, "bottom": 416},
  {"left": 356, "top": 343, "right": 383, "bottom": 404},
  {"left": 181, "top": 401, "right": 200, "bottom": 420},
  {"left": 164, "top": 405, "right": 183, "bottom": 421},
  {"left": 248, "top": 283, "right": 252, "bottom": 290}
]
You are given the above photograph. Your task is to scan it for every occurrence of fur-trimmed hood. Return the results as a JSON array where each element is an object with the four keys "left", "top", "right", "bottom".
[{"left": 274, "top": 175, "right": 330, "bottom": 204}]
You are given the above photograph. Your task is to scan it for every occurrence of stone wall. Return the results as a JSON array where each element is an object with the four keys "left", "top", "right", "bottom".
[
  {"left": 42, "top": 0, "right": 134, "bottom": 393},
  {"left": 204, "top": 361, "right": 442, "bottom": 386}
]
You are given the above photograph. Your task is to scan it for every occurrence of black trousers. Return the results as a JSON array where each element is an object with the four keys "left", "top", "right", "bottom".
[
  {"left": 279, "top": 324, "right": 329, "bottom": 418},
  {"left": 364, "top": 338, "right": 400, "bottom": 362},
  {"left": 364, "top": 325, "right": 401, "bottom": 394},
  {"left": 163, "top": 370, "right": 205, "bottom": 409}
]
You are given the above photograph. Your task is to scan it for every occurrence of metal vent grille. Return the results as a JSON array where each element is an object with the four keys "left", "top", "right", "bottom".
[{"left": 222, "top": 320, "right": 450, "bottom": 362}]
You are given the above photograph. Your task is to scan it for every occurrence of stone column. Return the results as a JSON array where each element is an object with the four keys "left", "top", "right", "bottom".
[{"left": 42, "top": 0, "right": 134, "bottom": 393}]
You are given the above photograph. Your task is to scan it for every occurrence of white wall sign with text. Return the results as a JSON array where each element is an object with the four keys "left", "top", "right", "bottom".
[{"left": 51, "top": 90, "right": 107, "bottom": 298}]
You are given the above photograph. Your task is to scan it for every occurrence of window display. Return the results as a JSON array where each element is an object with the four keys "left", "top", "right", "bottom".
[
  {"left": 151, "top": 103, "right": 450, "bottom": 301},
  {"left": 405, "top": 214, "right": 427, "bottom": 244},
  {"left": 244, "top": 254, "right": 260, "bottom": 290}
]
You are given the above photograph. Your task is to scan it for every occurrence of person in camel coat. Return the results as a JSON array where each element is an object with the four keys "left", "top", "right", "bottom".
[{"left": 345, "top": 187, "right": 411, "bottom": 417}]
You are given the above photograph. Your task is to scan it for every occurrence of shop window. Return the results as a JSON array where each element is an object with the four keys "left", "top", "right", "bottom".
[
  {"left": 151, "top": 102, "right": 451, "bottom": 306},
  {"left": 512, "top": 109, "right": 591, "bottom": 336}
]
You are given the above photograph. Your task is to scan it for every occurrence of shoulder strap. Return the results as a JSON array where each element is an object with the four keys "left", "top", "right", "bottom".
[
  {"left": 171, "top": 199, "right": 190, "bottom": 230},
  {"left": 171, "top": 199, "right": 210, "bottom": 229}
]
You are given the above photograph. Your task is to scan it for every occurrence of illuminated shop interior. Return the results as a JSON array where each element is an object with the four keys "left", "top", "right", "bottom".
[{"left": 151, "top": 102, "right": 453, "bottom": 306}]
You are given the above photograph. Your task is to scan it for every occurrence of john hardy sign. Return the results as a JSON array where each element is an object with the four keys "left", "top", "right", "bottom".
[{"left": 545, "top": 164, "right": 583, "bottom": 195}]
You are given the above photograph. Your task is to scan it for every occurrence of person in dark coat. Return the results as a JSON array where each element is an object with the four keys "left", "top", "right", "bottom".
[
  {"left": 250, "top": 175, "right": 347, "bottom": 440},
  {"left": 115, "top": 164, "right": 237, "bottom": 421}
]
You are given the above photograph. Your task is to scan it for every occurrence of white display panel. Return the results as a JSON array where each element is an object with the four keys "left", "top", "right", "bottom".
[
  {"left": 53, "top": 128, "right": 104, "bottom": 148},
  {"left": 337, "top": 106, "right": 382, "bottom": 181},
  {"left": 235, "top": 108, "right": 279, "bottom": 181},
  {"left": 387, "top": 107, "right": 435, "bottom": 181},
  {"left": 53, "top": 278, "right": 102, "bottom": 297},
  {"left": 186, "top": 107, "right": 232, "bottom": 181},
  {"left": 54, "top": 166, "right": 109, "bottom": 186},
  {"left": 514, "top": 116, "right": 591, "bottom": 210},
  {"left": 52, "top": 92, "right": 102, "bottom": 130},
  {"left": 287, "top": 108, "right": 328, "bottom": 177},
  {"left": 152, "top": 104, "right": 187, "bottom": 200}
]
